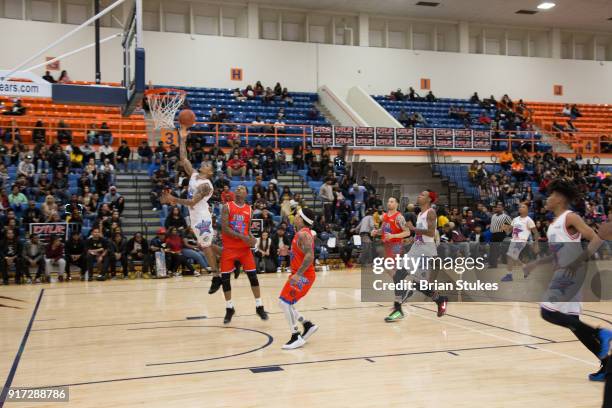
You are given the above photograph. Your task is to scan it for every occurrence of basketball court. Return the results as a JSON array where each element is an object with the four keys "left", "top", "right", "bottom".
[{"left": 1, "top": 269, "right": 610, "bottom": 407}]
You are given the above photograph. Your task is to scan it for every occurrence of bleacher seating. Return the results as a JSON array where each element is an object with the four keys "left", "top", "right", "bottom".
[
  {"left": 166, "top": 86, "right": 328, "bottom": 148},
  {"left": 526, "top": 101, "right": 612, "bottom": 152},
  {"left": 0, "top": 96, "right": 147, "bottom": 147},
  {"left": 373, "top": 96, "right": 493, "bottom": 130}
]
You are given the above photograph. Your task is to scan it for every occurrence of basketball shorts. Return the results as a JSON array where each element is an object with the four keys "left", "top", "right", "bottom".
[
  {"left": 190, "top": 216, "right": 214, "bottom": 248},
  {"left": 507, "top": 241, "right": 527, "bottom": 261},
  {"left": 220, "top": 248, "right": 256, "bottom": 274},
  {"left": 279, "top": 273, "right": 315, "bottom": 305}
]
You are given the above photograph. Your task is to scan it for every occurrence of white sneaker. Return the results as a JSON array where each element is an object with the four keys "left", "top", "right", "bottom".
[
  {"left": 276, "top": 267, "right": 282, "bottom": 273},
  {"left": 286, "top": 268, "right": 292, "bottom": 273},
  {"left": 194, "top": 271, "right": 201, "bottom": 277},
  {"left": 282, "top": 333, "right": 306, "bottom": 350}
]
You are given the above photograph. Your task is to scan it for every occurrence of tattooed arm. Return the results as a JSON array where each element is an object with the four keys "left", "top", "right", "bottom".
[{"left": 161, "top": 182, "right": 211, "bottom": 208}]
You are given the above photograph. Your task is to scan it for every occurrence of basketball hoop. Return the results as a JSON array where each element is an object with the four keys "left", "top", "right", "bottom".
[{"left": 146, "top": 88, "right": 186, "bottom": 129}]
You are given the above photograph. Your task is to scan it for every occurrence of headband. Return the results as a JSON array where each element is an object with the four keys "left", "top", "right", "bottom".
[{"left": 298, "top": 209, "right": 313, "bottom": 225}]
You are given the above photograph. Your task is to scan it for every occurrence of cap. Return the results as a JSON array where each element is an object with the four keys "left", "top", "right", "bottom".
[
  {"left": 157, "top": 227, "right": 167, "bottom": 234},
  {"left": 110, "top": 186, "right": 117, "bottom": 190},
  {"left": 270, "top": 179, "right": 278, "bottom": 185}
]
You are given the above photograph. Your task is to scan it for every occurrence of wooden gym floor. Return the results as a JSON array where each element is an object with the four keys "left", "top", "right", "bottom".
[{"left": 0, "top": 269, "right": 610, "bottom": 408}]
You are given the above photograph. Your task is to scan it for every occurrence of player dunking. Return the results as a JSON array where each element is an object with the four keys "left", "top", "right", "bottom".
[
  {"left": 219, "top": 185, "right": 269, "bottom": 324},
  {"left": 523, "top": 180, "right": 612, "bottom": 381},
  {"left": 500, "top": 202, "right": 539, "bottom": 282},
  {"left": 161, "top": 125, "right": 222, "bottom": 295},
  {"left": 371, "top": 196, "right": 413, "bottom": 322},
  {"left": 278, "top": 208, "right": 318, "bottom": 350}
]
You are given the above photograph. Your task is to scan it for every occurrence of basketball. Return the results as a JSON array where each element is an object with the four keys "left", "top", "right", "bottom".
[
  {"left": 598, "top": 222, "right": 612, "bottom": 241},
  {"left": 178, "top": 109, "right": 196, "bottom": 128}
]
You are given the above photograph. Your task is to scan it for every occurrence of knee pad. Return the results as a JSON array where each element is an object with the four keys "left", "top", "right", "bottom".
[
  {"left": 221, "top": 273, "right": 232, "bottom": 292},
  {"left": 246, "top": 271, "right": 259, "bottom": 287}
]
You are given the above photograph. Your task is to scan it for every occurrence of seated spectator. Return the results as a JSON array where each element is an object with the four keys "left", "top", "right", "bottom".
[
  {"left": 69, "top": 145, "right": 84, "bottom": 168},
  {"left": 138, "top": 141, "right": 153, "bottom": 169},
  {"left": 281, "top": 88, "right": 293, "bottom": 105},
  {"left": 3, "top": 121, "right": 22, "bottom": 143},
  {"left": 117, "top": 140, "right": 131, "bottom": 172},
  {"left": 570, "top": 104, "right": 582, "bottom": 118},
  {"left": 165, "top": 206, "right": 187, "bottom": 231},
  {"left": 87, "top": 124, "right": 99, "bottom": 145},
  {"left": 41, "top": 195, "right": 59, "bottom": 220},
  {"left": 45, "top": 235, "right": 66, "bottom": 282},
  {"left": 56, "top": 120, "right": 72, "bottom": 144},
  {"left": 389, "top": 88, "right": 404, "bottom": 101},
  {"left": 1, "top": 229, "right": 25, "bottom": 285},
  {"left": 308, "top": 106, "right": 319, "bottom": 120},
  {"left": 86, "top": 227, "right": 110, "bottom": 280},
  {"left": 233, "top": 88, "right": 247, "bottom": 102},
  {"left": 254, "top": 81, "right": 264, "bottom": 95},
  {"left": 425, "top": 91, "right": 436, "bottom": 102},
  {"left": 411, "top": 112, "right": 428, "bottom": 126},
  {"left": 469, "top": 92, "right": 480, "bottom": 104},
  {"left": 559, "top": 104, "right": 572, "bottom": 117},
  {"left": 126, "top": 232, "right": 150, "bottom": 276},
  {"left": 17, "top": 154, "right": 35, "bottom": 180},
  {"left": 99, "top": 122, "right": 113, "bottom": 145},
  {"left": 397, "top": 109, "right": 412, "bottom": 127},
  {"left": 272, "top": 228, "right": 291, "bottom": 272},
  {"left": 181, "top": 228, "right": 206, "bottom": 275},
  {"left": 164, "top": 226, "right": 194, "bottom": 277},
  {"left": 501, "top": 94, "right": 513, "bottom": 109},
  {"left": 42, "top": 71, "right": 56, "bottom": 83},
  {"left": 8, "top": 185, "right": 27, "bottom": 215},
  {"left": 2, "top": 99, "right": 26, "bottom": 116},
  {"left": 243, "top": 85, "right": 255, "bottom": 100},
  {"left": 274, "top": 82, "right": 283, "bottom": 96},
  {"left": 66, "top": 232, "right": 87, "bottom": 280},
  {"left": 499, "top": 151, "right": 513, "bottom": 170},
  {"left": 407, "top": 87, "right": 419, "bottom": 101},
  {"left": 109, "top": 231, "right": 128, "bottom": 279},
  {"left": 226, "top": 154, "right": 246, "bottom": 178},
  {"left": 58, "top": 70, "right": 70, "bottom": 83},
  {"left": 262, "top": 87, "right": 275, "bottom": 104},
  {"left": 23, "top": 234, "right": 44, "bottom": 283},
  {"left": 479, "top": 110, "right": 492, "bottom": 125},
  {"left": 99, "top": 141, "right": 115, "bottom": 164}
]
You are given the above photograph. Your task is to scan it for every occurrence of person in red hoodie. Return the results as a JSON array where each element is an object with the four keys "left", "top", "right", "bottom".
[
  {"left": 45, "top": 235, "right": 66, "bottom": 282},
  {"left": 226, "top": 154, "right": 246, "bottom": 178},
  {"left": 164, "top": 227, "right": 194, "bottom": 277},
  {"left": 220, "top": 185, "right": 235, "bottom": 204}
]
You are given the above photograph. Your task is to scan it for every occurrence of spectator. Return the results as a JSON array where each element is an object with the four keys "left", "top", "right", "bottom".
[
  {"left": 164, "top": 226, "right": 194, "bottom": 277},
  {"left": 87, "top": 124, "right": 99, "bottom": 145},
  {"left": 8, "top": 184, "right": 27, "bottom": 215},
  {"left": 349, "top": 183, "right": 367, "bottom": 219},
  {"left": 41, "top": 195, "right": 58, "bottom": 220},
  {"left": 66, "top": 232, "right": 87, "bottom": 280},
  {"left": 226, "top": 154, "right": 247, "bottom": 178},
  {"left": 165, "top": 206, "right": 187, "bottom": 231},
  {"left": 23, "top": 234, "right": 44, "bottom": 283},
  {"left": 99, "top": 122, "right": 113, "bottom": 145},
  {"left": 56, "top": 120, "right": 72, "bottom": 144},
  {"left": 319, "top": 178, "right": 335, "bottom": 222},
  {"left": 58, "top": 70, "right": 70, "bottom": 83},
  {"left": 42, "top": 71, "right": 56, "bottom": 83},
  {"left": 469, "top": 92, "right": 480, "bottom": 104},
  {"left": 425, "top": 91, "right": 436, "bottom": 102},
  {"left": 22, "top": 200, "right": 43, "bottom": 228},
  {"left": 99, "top": 141, "right": 115, "bottom": 164},
  {"left": 488, "top": 202, "right": 511, "bottom": 268},
  {"left": 254, "top": 230, "right": 275, "bottom": 273},
  {"left": 138, "top": 141, "right": 153, "bottom": 169},
  {"left": 32, "top": 120, "right": 46, "bottom": 143},
  {"left": 126, "top": 232, "right": 150, "bottom": 276},
  {"left": 86, "top": 227, "right": 110, "bottom": 281},
  {"left": 0, "top": 229, "right": 24, "bottom": 285},
  {"left": 272, "top": 228, "right": 291, "bottom": 272},
  {"left": 397, "top": 109, "right": 412, "bottom": 128},
  {"left": 109, "top": 231, "right": 128, "bottom": 279},
  {"left": 45, "top": 235, "right": 66, "bottom": 282},
  {"left": 116, "top": 141, "right": 131, "bottom": 172},
  {"left": 2, "top": 99, "right": 26, "bottom": 116}
]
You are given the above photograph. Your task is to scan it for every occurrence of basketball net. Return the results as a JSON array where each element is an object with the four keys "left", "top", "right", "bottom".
[{"left": 146, "top": 88, "right": 186, "bottom": 129}]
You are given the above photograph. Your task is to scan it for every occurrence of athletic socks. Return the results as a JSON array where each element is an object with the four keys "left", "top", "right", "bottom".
[
  {"left": 255, "top": 298, "right": 263, "bottom": 307},
  {"left": 226, "top": 300, "right": 234, "bottom": 309}
]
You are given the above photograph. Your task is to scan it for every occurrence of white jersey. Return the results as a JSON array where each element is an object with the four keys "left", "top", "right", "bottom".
[
  {"left": 541, "top": 210, "right": 583, "bottom": 315},
  {"left": 188, "top": 173, "right": 213, "bottom": 218},
  {"left": 408, "top": 207, "right": 437, "bottom": 259},
  {"left": 510, "top": 216, "right": 535, "bottom": 242}
]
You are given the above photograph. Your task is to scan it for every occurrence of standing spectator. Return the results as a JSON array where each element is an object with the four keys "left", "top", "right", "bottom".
[
  {"left": 319, "top": 178, "right": 335, "bottom": 223},
  {"left": 45, "top": 235, "right": 66, "bottom": 282},
  {"left": 489, "top": 202, "right": 512, "bottom": 268},
  {"left": 349, "top": 183, "right": 367, "bottom": 219},
  {"left": 66, "top": 232, "right": 87, "bottom": 280},
  {"left": 58, "top": 70, "right": 70, "bottom": 83},
  {"left": 42, "top": 71, "right": 56, "bottom": 83},
  {"left": 86, "top": 228, "right": 110, "bottom": 280}
]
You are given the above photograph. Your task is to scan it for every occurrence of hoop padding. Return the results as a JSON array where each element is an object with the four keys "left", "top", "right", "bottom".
[{"left": 146, "top": 88, "right": 186, "bottom": 129}]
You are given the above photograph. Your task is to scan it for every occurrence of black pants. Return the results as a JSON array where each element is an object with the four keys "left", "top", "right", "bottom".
[
  {"left": 87, "top": 254, "right": 110, "bottom": 277},
  {"left": 1, "top": 257, "right": 25, "bottom": 284},
  {"left": 66, "top": 255, "right": 87, "bottom": 278},
  {"left": 604, "top": 359, "right": 612, "bottom": 407},
  {"left": 24, "top": 259, "right": 44, "bottom": 280},
  {"left": 166, "top": 252, "right": 194, "bottom": 274},
  {"left": 340, "top": 246, "right": 353, "bottom": 265},
  {"left": 128, "top": 254, "right": 150, "bottom": 273},
  {"left": 110, "top": 253, "right": 128, "bottom": 277},
  {"left": 323, "top": 203, "right": 334, "bottom": 223},
  {"left": 488, "top": 232, "right": 506, "bottom": 267},
  {"left": 541, "top": 308, "right": 603, "bottom": 359}
]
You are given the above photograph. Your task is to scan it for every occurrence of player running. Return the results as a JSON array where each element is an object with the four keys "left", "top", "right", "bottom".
[
  {"left": 523, "top": 179, "right": 612, "bottom": 381},
  {"left": 278, "top": 208, "right": 319, "bottom": 350},
  {"left": 500, "top": 202, "right": 539, "bottom": 282},
  {"left": 161, "top": 125, "right": 222, "bottom": 295},
  {"left": 219, "top": 185, "right": 269, "bottom": 324},
  {"left": 371, "top": 196, "right": 413, "bottom": 322}
]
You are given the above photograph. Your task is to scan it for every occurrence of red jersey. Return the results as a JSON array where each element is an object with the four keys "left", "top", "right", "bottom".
[
  {"left": 381, "top": 211, "right": 404, "bottom": 243},
  {"left": 222, "top": 201, "right": 251, "bottom": 249},
  {"left": 290, "top": 227, "right": 315, "bottom": 279}
]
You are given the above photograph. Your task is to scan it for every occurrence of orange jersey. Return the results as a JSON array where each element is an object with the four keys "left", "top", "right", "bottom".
[
  {"left": 290, "top": 227, "right": 316, "bottom": 280},
  {"left": 221, "top": 201, "right": 251, "bottom": 250},
  {"left": 381, "top": 211, "right": 404, "bottom": 243}
]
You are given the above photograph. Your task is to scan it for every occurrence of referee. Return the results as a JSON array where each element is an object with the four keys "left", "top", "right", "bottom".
[{"left": 489, "top": 202, "right": 511, "bottom": 268}]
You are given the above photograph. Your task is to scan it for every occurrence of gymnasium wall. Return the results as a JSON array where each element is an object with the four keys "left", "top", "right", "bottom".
[{"left": 2, "top": 18, "right": 612, "bottom": 104}]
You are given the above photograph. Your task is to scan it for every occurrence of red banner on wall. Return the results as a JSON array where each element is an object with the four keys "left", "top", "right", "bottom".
[
  {"left": 473, "top": 130, "right": 491, "bottom": 150},
  {"left": 375, "top": 127, "right": 395, "bottom": 147},
  {"left": 333, "top": 126, "right": 355, "bottom": 146},
  {"left": 435, "top": 128, "right": 454, "bottom": 149},
  {"left": 395, "top": 128, "right": 415, "bottom": 147},
  {"left": 454, "top": 129, "right": 473, "bottom": 149},
  {"left": 355, "top": 127, "right": 375, "bottom": 146},
  {"left": 415, "top": 128, "right": 434, "bottom": 148},
  {"left": 312, "top": 126, "right": 333, "bottom": 146}
]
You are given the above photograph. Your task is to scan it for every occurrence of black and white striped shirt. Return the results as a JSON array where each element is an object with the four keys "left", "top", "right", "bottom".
[{"left": 490, "top": 212, "right": 512, "bottom": 233}]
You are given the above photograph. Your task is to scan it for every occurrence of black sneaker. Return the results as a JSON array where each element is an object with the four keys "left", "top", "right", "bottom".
[
  {"left": 209, "top": 276, "right": 222, "bottom": 294},
  {"left": 282, "top": 333, "right": 305, "bottom": 350},
  {"left": 223, "top": 307, "right": 235, "bottom": 324},
  {"left": 302, "top": 321, "right": 319, "bottom": 341},
  {"left": 256, "top": 306, "right": 269, "bottom": 320},
  {"left": 436, "top": 296, "right": 448, "bottom": 317}
]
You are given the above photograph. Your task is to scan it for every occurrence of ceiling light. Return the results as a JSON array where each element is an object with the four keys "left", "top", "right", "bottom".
[{"left": 537, "top": 2, "right": 556, "bottom": 10}]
